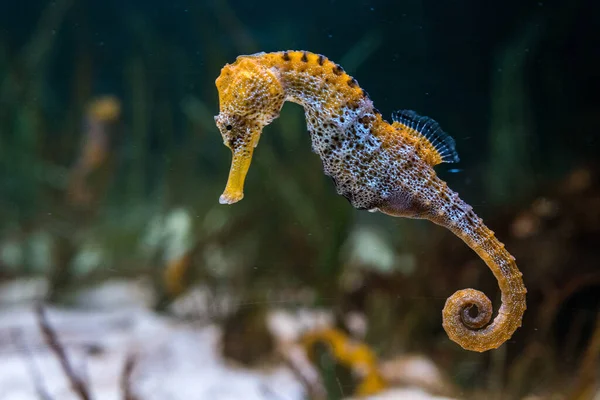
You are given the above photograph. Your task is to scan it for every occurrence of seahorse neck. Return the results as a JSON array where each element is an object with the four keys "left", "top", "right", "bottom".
[{"left": 277, "top": 68, "right": 343, "bottom": 117}]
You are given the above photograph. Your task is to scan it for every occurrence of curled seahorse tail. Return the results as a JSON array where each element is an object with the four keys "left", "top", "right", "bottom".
[{"left": 434, "top": 198, "right": 527, "bottom": 352}]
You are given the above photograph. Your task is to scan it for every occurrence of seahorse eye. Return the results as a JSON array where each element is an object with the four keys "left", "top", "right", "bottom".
[{"left": 226, "top": 125, "right": 233, "bottom": 131}]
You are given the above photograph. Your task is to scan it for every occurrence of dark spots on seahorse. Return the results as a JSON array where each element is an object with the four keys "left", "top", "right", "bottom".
[
  {"left": 373, "top": 107, "right": 381, "bottom": 115},
  {"left": 346, "top": 100, "right": 359, "bottom": 111},
  {"left": 282, "top": 51, "right": 290, "bottom": 61},
  {"left": 317, "top": 54, "right": 325, "bottom": 66},
  {"left": 347, "top": 78, "right": 358, "bottom": 88},
  {"left": 333, "top": 64, "right": 344, "bottom": 76},
  {"left": 301, "top": 52, "right": 308, "bottom": 62}
]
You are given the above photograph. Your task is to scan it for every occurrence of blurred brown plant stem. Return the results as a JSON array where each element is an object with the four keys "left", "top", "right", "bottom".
[
  {"left": 48, "top": 96, "right": 122, "bottom": 301},
  {"left": 66, "top": 96, "right": 122, "bottom": 209},
  {"left": 35, "top": 304, "right": 91, "bottom": 400}
]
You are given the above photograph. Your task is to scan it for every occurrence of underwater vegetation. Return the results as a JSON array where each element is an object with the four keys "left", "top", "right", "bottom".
[{"left": 0, "top": 0, "right": 598, "bottom": 398}]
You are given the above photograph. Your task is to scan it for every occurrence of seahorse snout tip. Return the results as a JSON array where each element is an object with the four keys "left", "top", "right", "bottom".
[{"left": 219, "top": 191, "right": 244, "bottom": 205}]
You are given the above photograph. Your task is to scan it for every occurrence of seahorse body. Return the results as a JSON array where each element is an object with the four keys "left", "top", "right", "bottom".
[{"left": 214, "top": 50, "right": 526, "bottom": 352}]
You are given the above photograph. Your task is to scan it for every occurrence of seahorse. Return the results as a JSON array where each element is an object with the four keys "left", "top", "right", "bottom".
[{"left": 213, "top": 50, "right": 526, "bottom": 352}]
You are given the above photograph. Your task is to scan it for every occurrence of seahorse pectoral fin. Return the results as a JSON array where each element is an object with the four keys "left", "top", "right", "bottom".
[
  {"left": 391, "top": 110, "right": 459, "bottom": 166},
  {"left": 219, "top": 144, "right": 255, "bottom": 205}
]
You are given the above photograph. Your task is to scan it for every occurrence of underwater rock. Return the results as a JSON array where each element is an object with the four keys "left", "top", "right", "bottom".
[
  {"left": 346, "top": 387, "right": 457, "bottom": 400},
  {"left": 379, "top": 354, "right": 455, "bottom": 397}
]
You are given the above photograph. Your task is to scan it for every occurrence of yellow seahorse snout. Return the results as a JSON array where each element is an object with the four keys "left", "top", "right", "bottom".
[{"left": 214, "top": 113, "right": 256, "bottom": 205}]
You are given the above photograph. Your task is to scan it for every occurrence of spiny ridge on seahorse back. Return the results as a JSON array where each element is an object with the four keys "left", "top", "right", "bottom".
[{"left": 213, "top": 50, "right": 526, "bottom": 352}]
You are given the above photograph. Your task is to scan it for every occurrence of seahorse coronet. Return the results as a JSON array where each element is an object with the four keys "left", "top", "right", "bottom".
[{"left": 214, "top": 50, "right": 527, "bottom": 352}]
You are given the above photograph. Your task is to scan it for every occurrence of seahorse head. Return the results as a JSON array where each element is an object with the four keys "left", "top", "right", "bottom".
[{"left": 214, "top": 56, "right": 285, "bottom": 204}]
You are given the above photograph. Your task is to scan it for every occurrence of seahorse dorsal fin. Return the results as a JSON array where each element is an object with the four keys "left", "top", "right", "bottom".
[{"left": 392, "top": 109, "right": 460, "bottom": 166}]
